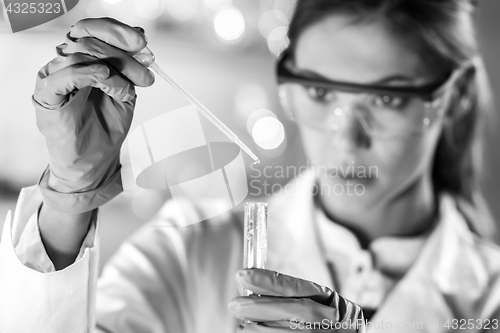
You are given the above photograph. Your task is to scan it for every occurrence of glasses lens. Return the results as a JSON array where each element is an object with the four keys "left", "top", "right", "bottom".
[{"left": 285, "top": 84, "right": 446, "bottom": 137}]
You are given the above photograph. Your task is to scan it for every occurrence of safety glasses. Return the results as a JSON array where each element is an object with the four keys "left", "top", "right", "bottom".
[{"left": 276, "top": 50, "right": 473, "bottom": 138}]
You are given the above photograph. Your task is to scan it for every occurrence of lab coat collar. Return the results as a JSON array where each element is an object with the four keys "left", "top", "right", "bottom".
[
  {"left": 371, "top": 193, "right": 489, "bottom": 331},
  {"left": 267, "top": 168, "right": 489, "bottom": 331}
]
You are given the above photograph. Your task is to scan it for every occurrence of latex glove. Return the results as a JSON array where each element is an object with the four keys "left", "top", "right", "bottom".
[
  {"left": 229, "top": 268, "right": 366, "bottom": 332},
  {"left": 33, "top": 18, "right": 154, "bottom": 213}
]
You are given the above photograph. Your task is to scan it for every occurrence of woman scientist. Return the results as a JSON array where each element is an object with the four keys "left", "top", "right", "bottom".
[{"left": 1, "top": 0, "right": 500, "bottom": 332}]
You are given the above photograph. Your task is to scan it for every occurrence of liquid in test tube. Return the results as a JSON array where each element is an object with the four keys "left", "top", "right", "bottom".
[{"left": 243, "top": 202, "right": 268, "bottom": 297}]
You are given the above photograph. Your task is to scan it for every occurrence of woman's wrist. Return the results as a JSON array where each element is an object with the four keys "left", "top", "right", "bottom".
[
  {"left": 38, "top": 203, "right": 94, "bottom": 270},
  {"left": 37, "top": 165, "right": 123, "bottom": 215}
]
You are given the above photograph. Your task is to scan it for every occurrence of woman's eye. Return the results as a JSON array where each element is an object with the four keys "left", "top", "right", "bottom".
[
  {"left": 306, "top": 86, "right": 333, "bottom": 102},
  {"left": 373, "top": 94, "right": 409, "bottom": 109}
]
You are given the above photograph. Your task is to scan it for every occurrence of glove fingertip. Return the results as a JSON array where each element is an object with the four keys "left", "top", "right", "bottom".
[
  {"left": 125, "top": 28, "right": 148, "bottom": 53},
  {"left": 133, "top": 26, "right": 147, "bottom": 45},
  {"left": 133, "top": 26, "right": 145, "bottom": 34},
  {"left": 236, "top": 268, "right": 253, "bottom": 282},
  {"left": 228, "top": 299, "right": 240, "bottom": 312},
  {"left": 134, "top": 69, "right": 155, "bottom": 88},
  {"left": 55, "top": 43, "right": 68, "bottom": 57},
  {"left": 146, "top": 70, "right": 155, "bottom": 86}
]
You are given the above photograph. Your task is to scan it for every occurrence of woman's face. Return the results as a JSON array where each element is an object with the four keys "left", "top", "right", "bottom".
[{"left": 289, "top": 15, "right": 449, "bottom": 212}]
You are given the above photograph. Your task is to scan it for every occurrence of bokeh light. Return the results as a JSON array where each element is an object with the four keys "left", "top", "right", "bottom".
[
  {"left": 133, "top": 0, "right": 166, "bottom": 20},
  {"left": 256, "top": 136, "right": 287, "bottom": 158},
  {"left": 246, "top": 109, "right": 277, "bottom": 135},
  {"left": 86, "top": 0, "right": 103, "bottom": 17},
  {"left": 204, "top": 0, "right": 233, "bottom": 11},
  {"left": 267, "top": 26, "right": 289, "bottom": 56},
  {"left": 252, "top": 116, "right": 285, "bottom": 150},
  {"left": 166, "top": 0, "right": 198, "bottom": 21},
  {"left": 234, "top": 84, "right": 268, "bottom": 117},
  {"left": 258, "top": 10, "right": 288, "bottom": 39},
  {"left": 213, "top": 7, "right": 245, "bottom": 42}
]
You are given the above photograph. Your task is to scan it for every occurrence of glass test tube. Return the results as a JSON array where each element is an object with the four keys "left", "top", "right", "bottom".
[{"left": 243, "top": 202, "right": 268, "bottom": 297}]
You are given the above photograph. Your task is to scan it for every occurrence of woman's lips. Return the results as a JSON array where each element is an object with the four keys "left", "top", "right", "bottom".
[{"left": 324, "top": 165, "right": 376, "bottom": 182}]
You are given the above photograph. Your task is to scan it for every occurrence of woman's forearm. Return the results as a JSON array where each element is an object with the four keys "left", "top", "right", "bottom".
[{"left": 38, "top": 203, "right": 94, "bottom": 270}]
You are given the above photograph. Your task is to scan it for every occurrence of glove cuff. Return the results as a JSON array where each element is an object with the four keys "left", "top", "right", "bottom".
[{"left": 38, "top": 165, "right": 123, "bottom": 215}]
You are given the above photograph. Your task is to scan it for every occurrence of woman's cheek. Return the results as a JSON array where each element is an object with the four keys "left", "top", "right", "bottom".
[
  {"left": 299, "top": 127, "right": 329, "bottom": 163},
  {"left": 371, "top": 137, "right": 431, "bottom": 189}
]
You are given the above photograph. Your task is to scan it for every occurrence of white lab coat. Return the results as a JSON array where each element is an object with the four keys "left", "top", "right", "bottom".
[{"left": 1, "top": 169, "right": 500, "bottom": 333}]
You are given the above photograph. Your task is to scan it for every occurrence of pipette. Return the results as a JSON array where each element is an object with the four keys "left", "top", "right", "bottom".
[{"left": 133, "top": 46, "right": 260, "bottom": 165}]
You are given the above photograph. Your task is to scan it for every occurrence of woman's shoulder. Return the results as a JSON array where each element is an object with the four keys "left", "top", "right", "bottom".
[{"left": 451, "top": 194, "right": 500, "bottom": 272}]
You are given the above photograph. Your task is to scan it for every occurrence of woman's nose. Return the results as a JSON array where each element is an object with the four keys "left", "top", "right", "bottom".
[{"left": 325, "top": 103, "right": 371, "bottom": 150}]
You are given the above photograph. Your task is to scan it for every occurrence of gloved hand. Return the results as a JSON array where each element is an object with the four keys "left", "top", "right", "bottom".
[
  {"left": 33, "top": 17, "right": 155, "bottom": 214},
  {"left": 229, "top": 268, "right": 366, "bottom": 332}
]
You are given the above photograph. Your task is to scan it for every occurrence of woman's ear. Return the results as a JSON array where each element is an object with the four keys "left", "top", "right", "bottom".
[
  {"left": 446, "top": 66, "right": 477, "bottom": 120},
  {"left": 279, "top": 85, "right": 295, "bottom": 121}
]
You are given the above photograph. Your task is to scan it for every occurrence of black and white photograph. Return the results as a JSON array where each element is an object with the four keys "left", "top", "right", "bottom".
[{"left": 1, "top": 0, "right": 500, "bottom": 332}]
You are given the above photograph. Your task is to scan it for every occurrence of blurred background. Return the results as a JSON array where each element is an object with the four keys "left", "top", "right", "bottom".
[{"left": 0, "top": 0, "right": 499, "bottom": 270}]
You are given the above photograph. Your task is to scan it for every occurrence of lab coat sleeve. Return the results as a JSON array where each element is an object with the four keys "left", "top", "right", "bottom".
[
  {"left": 0, "top": 186, "right": 232, "bottom": 333},
  {"left": 479, "top": 278, "right": 500, "bottom": 332},
  {"left": 478, "top": 243, "right": 500, "bottom": 332},
  {"left": 94, "top": 201, "right": 245, "bottom": 333},
  {"left": 93, "top": 206, "right": 199, "bottom": 333},
  {"left": 0, "top": 185, "right": 100, "bottom": 333},
  {"left": 13, "top": 201, "right": 96, "bottom": 274}
]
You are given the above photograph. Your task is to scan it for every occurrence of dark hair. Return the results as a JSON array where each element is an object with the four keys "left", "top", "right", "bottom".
[{"left": 286, "top": 0, "right": 496, "bottom": 239}]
